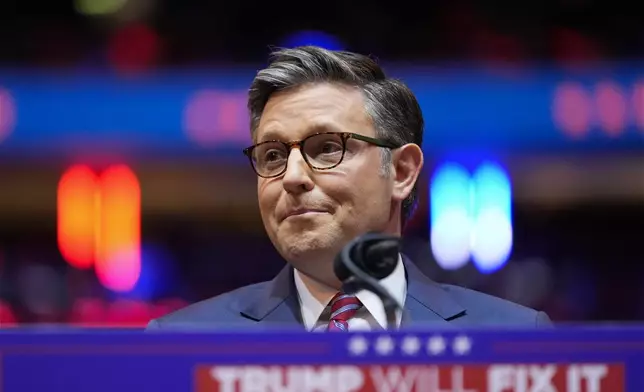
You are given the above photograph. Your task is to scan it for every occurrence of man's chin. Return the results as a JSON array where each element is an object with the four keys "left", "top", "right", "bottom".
[
  {"left": 276, "top": 230, "right": 336, "bottom": 261},
  {"left": 279, "top": 240, "right": 325, "bottom": 262}
]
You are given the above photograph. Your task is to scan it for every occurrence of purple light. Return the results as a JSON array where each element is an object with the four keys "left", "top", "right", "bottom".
[
  {"left": 183, "top": 90, "right": 250, "bottom": 147},
  {"left": 0, "top": 88, "right": 16, "bottom": 143},
  {"left": 595, "top": 81, "right": 627, "bottom": 137},
  {"left": 552, "top": 82, "right": 592, "bottom": 139}
]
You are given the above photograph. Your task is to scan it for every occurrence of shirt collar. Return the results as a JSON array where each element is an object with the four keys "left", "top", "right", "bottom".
[{"left": 294, "top": 254, "right": 407, "bottom": 330}]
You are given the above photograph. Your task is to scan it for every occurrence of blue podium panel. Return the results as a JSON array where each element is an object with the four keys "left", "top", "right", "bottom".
[{"left": 0, "top": 327, "right": 641, "bottom": 391}]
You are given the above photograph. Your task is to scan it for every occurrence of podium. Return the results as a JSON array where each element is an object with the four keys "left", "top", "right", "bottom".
[{"left": 0, "top": 326, "right": 642, "bottom": 391}]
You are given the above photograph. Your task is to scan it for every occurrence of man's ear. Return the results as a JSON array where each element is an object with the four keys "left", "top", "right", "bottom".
[{"left": 391, "top": 143, "right": 423, "bottom": 202}]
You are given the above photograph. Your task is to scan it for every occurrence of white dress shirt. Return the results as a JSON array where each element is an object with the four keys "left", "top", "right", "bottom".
[{"left": 294, "top": 255, "right": 407, "bottom": 331}]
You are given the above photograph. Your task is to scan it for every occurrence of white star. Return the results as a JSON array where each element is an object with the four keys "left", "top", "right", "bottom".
[
  {"left": 452, "top": 335, "right": 472, "bottom": 355},
  {"left": 347, "top": 336, "right": 369, "bottom": 356},
  {"left": 427, "top": 335, "right": 447, "bottom": 355},
  {"left": 401, "top": 336, "right": 421, "bottom": 356},
  {"left": 374, "top": 335, "right": 395, "bottom": 356}
]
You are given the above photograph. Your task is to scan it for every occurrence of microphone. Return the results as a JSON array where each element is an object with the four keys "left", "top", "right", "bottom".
[{"left": 333, "top": 232, "right": 404, "bottom": 330}]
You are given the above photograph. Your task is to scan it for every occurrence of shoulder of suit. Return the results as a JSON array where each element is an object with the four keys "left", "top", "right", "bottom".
[
  {"left": 146, "top": 280, "right": 272, "bottom": 330},
  {"left": 437, "top": 283, "right": 551, "bottom": 326}
]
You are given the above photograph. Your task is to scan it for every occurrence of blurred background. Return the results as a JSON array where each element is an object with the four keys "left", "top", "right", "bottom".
[{"left": 0, "top": 0, "right": 643, "bottom": 328}]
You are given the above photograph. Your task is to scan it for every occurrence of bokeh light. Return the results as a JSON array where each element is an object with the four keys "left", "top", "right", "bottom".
[
  {"left": 183, "top": 90, "right": 250, "bottom": 147},
  {"left": 552, "top": 82, "right": 592, "bottom": 139},
  {"left": 105, "top": 299, "right": 150, "bottom": 326},
  {"left": 595, "top": 81, "right": 627, "bottom": 137},
  {"left": 0, "top": 88, "right": 16, "bottom": 144},
  {"left": 0, "top": 300, "right": 17, "bottom": 327},
  {"left": 470, "top": 163, "right": 513, "bottom": 273},
  {"left": 430, "top": 163, "right": 472, "bottom": 270},
  {"left": 70, "top": 298, "right": 107, "bottom": 326},
  {"left": 58, "top": 165, "right": 100, "bottom": 269},
  {"left": 75, "top": 0, "right": 129, "bottom": 16},
  {"left": 58, "top": 164, "right": 142, "bottom": 292},
  {"left": 108, "top": 24, "right": 160, "bottom": 74},
  {"left": 281, "top": 31, "right": 344, "bottom": 50},
  {"left": 430, "top": 161, "right": 513, "bottom": 273},
  {"left": 95, "top": 165, "right": 141, "bottom": 293}
]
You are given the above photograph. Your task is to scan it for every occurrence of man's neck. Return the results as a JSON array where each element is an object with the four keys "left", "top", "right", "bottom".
[{"left": 295, "top": 269, "right": 339, "bottom": 305}]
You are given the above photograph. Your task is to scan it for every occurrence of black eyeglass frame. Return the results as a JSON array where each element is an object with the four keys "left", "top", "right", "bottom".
[{"left": 242, "top": 132, "right": 400, "bottom": 178}]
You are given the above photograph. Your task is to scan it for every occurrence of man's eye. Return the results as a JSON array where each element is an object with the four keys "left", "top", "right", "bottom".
[
  {"left": 320, "top": 142, "right": 342, "bottom": 154},
  {"left": 264, "top": 150, "right": 286, "bottom": 161}
]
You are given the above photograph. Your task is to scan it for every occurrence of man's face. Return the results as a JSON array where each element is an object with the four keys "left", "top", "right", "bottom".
[{"left": 255, "top": 83, "right": 397, "bottom": 284}]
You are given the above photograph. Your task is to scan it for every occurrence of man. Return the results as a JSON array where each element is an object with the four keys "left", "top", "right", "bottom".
[{"left": 147, "top": 46, "right": 552, "bottom": 331}]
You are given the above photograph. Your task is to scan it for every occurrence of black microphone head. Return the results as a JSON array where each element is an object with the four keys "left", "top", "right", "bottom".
[
  {"left": 333, "top": 233, "right": 401, "bottom": 282},
  {"left": 363, "top": 239, "right": 400, "bottom": 279}
]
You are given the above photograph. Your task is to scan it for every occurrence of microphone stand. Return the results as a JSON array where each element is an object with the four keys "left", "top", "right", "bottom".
[{"left": 336, "top": 233, "right": 404, "bottom": 331}]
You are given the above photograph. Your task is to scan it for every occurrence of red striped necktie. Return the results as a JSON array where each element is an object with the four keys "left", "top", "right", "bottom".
[{"left": 327, "top": 293, "right": 362, "bottom": 332}]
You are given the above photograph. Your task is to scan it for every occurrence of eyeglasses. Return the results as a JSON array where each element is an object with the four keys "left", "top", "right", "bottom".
[{"left": 242, "top": 132, "right": 399, "bottom": 178}]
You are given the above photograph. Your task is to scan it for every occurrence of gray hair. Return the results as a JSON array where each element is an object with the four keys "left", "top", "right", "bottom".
[{"left": 247, "top": 46, "right": 424, "bottom": 227}]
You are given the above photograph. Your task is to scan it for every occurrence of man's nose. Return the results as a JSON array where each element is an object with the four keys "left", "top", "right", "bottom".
[{"left": 282, "top": 148, "right": 314, "bottom": 193}]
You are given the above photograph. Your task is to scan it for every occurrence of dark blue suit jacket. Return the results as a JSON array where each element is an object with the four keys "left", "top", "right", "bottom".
[{"left": 147, "top": 257, "right": 552, "bottom": 331}]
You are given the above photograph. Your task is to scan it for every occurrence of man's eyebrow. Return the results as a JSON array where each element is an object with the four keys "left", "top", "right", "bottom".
[
  {"left": 308, "top": 123, "right": 342, "bottom": 134},
  {"left": 257, "top": 123, "right": 343, "bottom": 143},
  {"left": 257, "top": 130, "right": 284, "bottom": 143}
]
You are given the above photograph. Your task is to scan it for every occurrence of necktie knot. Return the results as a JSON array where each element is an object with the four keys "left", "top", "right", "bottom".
[{"left": 327, "top": 293, "right": 362, "bottom": 332}]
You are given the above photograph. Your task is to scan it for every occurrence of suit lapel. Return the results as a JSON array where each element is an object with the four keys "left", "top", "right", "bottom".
[
  {"left": 238, "top": 265, "right": 303, "bottom": 328},
  {"left": 236, "top": 255, "right": 467, "bottom": 329},
  {"left": 401, "top": 255, "right": 467, "bottom": 327}
]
